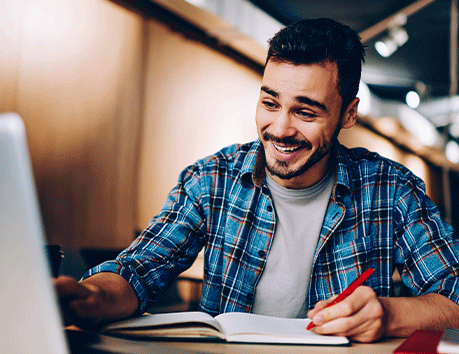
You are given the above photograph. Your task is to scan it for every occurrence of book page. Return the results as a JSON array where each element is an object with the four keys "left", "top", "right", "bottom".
[
  {"left": 215, "top": 312, "right": 349, "bottom": 345},
  {"left": 437, "top": 328, "right": 459, "bottom": 354},
  {"left": 103, "top": 324, "right": 226, "bottom": 340},
  {"left": 104, "top": 311, "right": 223, "bottom": 334}
]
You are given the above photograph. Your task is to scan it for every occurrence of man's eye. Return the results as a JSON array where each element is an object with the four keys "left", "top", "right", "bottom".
[
  {"left": 297, "top": 111, "right": 316, "bottom": 119},
  {"left": 263, "top": 101, "right": 277, "bottom": 109}
]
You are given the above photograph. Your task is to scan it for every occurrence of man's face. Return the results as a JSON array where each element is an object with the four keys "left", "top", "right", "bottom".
[{"left": 256, "top": 60, "right": 357, "bottom": 189}]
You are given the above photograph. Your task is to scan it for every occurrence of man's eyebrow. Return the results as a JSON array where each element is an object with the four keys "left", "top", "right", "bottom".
[
  {"left": 296, "top": 96, "right": 328, "bottom": 113},
  {"left": 260, "top": 86, "right": 278, "bottom": 98},
  {"left": 260, "top": 85, "right": 328, "bottom": 113}
]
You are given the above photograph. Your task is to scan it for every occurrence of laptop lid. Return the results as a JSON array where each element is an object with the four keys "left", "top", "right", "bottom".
[{"left": 0, "top": 112, "right": 69, "bottom": 353}]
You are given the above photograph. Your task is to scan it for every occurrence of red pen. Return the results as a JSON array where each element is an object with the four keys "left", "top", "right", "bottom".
[{"left": 306, "top": 268, "right": 375, "bottom": 330}]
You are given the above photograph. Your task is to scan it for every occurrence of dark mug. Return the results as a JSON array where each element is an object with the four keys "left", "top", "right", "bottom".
[{"left": 46, "top": 244, "right": 64, "bottom": 278}]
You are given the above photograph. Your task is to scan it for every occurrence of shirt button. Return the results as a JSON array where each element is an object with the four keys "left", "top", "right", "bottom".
[
  {"left": 267, "top": 205, "right": 273, "bottom": 212},
  {"left": 258, "top": 250, "right": 265, "bottom": 257}
]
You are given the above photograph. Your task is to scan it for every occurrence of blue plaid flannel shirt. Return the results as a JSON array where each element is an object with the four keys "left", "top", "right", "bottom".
[{"left": 84, "top": 139, "right": 459, "bottom": 316}]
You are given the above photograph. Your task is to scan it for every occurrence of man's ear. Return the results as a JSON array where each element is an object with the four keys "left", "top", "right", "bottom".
[{"left": 341, "top": 98, "right": 359, "bottom": 129}]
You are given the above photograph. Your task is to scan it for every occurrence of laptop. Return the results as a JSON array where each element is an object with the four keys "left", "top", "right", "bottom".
[
  {"left": 0, "top": 112, "right": 69, "bottom": 353},
  {"left": 0, "top": 113, "right": 198, "bottom": 354}
]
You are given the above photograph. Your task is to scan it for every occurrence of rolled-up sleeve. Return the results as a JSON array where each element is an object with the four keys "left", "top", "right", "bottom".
[{"left": 82, "top": 163, "right": 208, "bottom": 313}]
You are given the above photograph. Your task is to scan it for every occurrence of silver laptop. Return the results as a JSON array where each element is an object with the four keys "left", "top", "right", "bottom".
[
  {"left": 0, "top": 113, "right": 198, "bottom": 354},
  {"left": 0, "top": 112, "right": 69, "bottom": 353}
]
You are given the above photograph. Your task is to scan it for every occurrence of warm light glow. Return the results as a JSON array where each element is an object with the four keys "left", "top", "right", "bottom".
[
  {"left": 23, "top": 1, "right": 74, "bottom": 47},
  {"left": 397, "top": 106, "right": 440, "bottom": 147},
  {"left": 403, "top": 154, "right": 428, "bottom": 183}
]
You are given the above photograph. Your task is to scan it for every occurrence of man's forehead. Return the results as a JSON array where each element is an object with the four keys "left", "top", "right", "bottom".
[
  {"left": 262, "top": 60, "right": 338, "bottom": 83},
  {"left": 261, "top": 61, "right": 340, "bottom": 100},
  {"left": 264, "top": 58, "right": 337, "bottom": 71}
]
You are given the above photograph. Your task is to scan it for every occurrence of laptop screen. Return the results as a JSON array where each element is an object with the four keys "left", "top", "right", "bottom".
[{"left": 0, "top": 112, "right": 69, "bottom": 353}]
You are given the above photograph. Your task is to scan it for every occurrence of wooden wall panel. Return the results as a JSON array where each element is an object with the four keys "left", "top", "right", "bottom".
[
  {"left": 136, "top": 19, "right": 260, "bottom": 229},
  {"left": 0, "top": 0, "right": 145, "bottom": 248},
  {"left": 0, "top": 1, "right": 23, "bottom": 112}
]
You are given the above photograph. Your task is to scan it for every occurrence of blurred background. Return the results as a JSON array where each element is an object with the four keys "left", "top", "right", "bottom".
[{"left": 1, "top": 1, "right": 458, "bottom": 299}]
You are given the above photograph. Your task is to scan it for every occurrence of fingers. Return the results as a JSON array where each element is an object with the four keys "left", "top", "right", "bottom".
[
  {"left": 307, "top": 296, "right": 338, "bottom": 328},
  {"left": 68, "top": 283, "right": 103, "bottom": 316},
  {"left": 54, "top": 276, "right": 91, "bottom": 299},
  {"left": 315, "top": 314, "right": 384, "bottom": 343},
  {"left": 54, "top": 273, "right": 139, "bottom": 330},
  {"left": 54, "top": 276, "right": 102, "bottom": 329},
  {"left": 311, "top": 292, "right": 366, "bottom": 326},
  {"left": 307, "top": 295, "right": 338, "bottom": 319},
  {"left": 308, "top": 286, "right": 386, "bottom": 343}
]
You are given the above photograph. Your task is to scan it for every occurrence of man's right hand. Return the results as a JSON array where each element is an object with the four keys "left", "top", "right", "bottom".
[{"left": 54, "top": 273, "right": 139, "bottom": 330}]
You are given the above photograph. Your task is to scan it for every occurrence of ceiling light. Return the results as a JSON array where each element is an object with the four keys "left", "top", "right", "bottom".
[
  {"left": 357, "top": 81, "right": 372, "bottom": 116},
  {"left": 375, "top": 26, "right": 409, "bottom": 58},
  {"left": 449, "top": 121, "right": 459, "bottom": 138},
  {"left": 445, "top": 140, "right": 459, "bottom": 164},
  {"left": 375, "top": 39, "right": 397, "bottom": 58},
  {"left": 184, "top": 0, "right": 208, "bottom": 7},
  {"left": 406, "top": 91, "right": 420, "bottom": 109}
]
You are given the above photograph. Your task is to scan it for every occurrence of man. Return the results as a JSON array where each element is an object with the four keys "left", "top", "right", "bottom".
[{"left": 55, "top": 18, "right": 459, "bottom": 343}]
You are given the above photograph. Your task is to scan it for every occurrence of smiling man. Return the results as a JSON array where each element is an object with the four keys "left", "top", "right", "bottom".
[
  {"left": 256, "top": 60, "right": 356, "bottom": 188},
  {"left": 55, "top": 18, "right": 459, "bottom": 343}
]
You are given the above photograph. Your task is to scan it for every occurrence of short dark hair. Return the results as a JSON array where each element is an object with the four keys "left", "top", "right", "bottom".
[{"left": 266, "top": 18, "right": 365, "bottom": 114}]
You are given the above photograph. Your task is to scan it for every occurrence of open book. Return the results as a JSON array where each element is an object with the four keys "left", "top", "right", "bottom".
[
  {"left": 437, "top": 328, "right": 459, "bottom": 354},
  {"left": 102, "top": 311, "right": 349, "bottom": 346}
]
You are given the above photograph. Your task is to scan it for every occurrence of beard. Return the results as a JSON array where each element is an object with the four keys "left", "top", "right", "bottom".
[{"left": 262, "top": 121, "right": 341, "bottom": 181}]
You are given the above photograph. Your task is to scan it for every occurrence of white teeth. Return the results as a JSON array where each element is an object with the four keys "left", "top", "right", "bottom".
[{"left": 273, "top": 143, "right": 300, "bottom": 153}]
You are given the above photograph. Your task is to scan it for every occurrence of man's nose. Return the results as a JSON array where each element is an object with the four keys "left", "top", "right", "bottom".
[{"left": 270, "top": 110, "right": 296, "bottom": 138}]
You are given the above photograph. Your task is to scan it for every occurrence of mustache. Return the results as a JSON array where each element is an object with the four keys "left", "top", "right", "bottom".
[{"left": 262, "top": 132, "right": 312, "bottom": 150}]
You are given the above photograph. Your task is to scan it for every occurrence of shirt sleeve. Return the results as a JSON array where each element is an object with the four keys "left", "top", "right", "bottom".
[
  {"left": 82, "top": 163, "right": 208, "bottom": 314},
  {"left": 394, "top": 177, "right": 459, "bottom": 304}
]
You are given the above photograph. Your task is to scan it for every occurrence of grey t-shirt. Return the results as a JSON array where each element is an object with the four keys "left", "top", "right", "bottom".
[{"left": 252, "top": 170, "right": 335, "bottom": 318}]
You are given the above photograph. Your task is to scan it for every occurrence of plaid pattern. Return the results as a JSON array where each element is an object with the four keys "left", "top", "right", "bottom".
[{"left": 85, "top": 140, "right": 459, "bottom": 316}]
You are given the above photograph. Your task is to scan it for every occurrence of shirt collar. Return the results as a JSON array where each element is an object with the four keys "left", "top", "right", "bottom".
[
  {"left": 241, "top": 139, "right": 355, "bottom": 194},
  {"left": 334, "top": 143, "right": 354, "bottom": 195},
  {"left": 238, "top": 139, "right": 265, "bottom": 189}
]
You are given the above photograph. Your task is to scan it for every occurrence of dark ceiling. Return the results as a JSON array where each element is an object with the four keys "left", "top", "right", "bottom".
[{"left": 247, "top": 0, "right": 454, "bottom": 103}]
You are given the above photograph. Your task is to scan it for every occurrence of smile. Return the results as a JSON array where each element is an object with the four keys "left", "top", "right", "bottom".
[{"left": 273, "top": 143, "right": 303, "bottom": 153}]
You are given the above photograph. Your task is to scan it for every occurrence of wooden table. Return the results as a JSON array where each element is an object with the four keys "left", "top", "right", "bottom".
[{"left": 84, "top": 332, "right": 405, "bottom": 354}]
